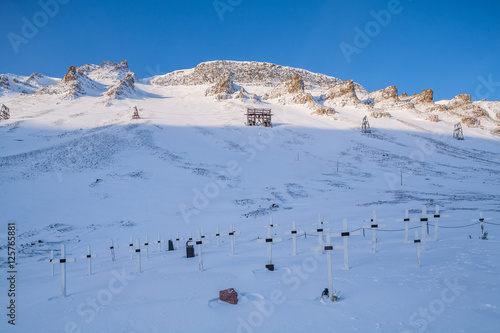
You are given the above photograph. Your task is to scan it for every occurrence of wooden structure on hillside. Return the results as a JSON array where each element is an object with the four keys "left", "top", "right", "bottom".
[
  {"left": 0, "top": 104, "right": 10, "bottom": 120},
  {"left": 453, "top": 122, "right": 464, "bottom": 140},
  {"left": 132, "top": 106, "right": 140, "bottom": 120},
  {"left": 246, "top": 108, "right": 272, "bottom": 127},
  {"left": 361, "top": 115, "right": 371, "bottom": 134}
]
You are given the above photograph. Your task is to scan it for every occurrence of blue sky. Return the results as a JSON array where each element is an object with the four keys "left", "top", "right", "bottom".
[{"left": 1, "top": 0, "right": 499, "bottom": 100}]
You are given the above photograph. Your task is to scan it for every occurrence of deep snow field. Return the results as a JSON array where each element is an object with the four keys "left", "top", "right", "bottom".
[{"left": 1, "top": 83, "right": 500, "bottom": 333}]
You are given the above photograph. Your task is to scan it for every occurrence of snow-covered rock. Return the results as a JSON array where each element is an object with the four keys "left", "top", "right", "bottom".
[
  {"left": 36, "top": 65, "right": 105, "bottom": 100},
  {"left": 105, "top": 73, "right": 136, "bottom": 100},
  {"left": 364, "top": 85, "right": 414, "bottom": 110},
  {"left": 322, "top": 79, "right": 369, "bottom": 109},
  {"left": 268, "top": 74, "right": 334, "bottom": 114},
  {"left": 150, "top": 60, "right": 344, "bottom": 89},
  {"left": 447, "top": 94, "right": 490, "bottom": 119}
]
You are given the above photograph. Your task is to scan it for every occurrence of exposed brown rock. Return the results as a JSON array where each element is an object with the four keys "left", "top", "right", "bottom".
[
  {"left": 426, "top": 115, "right": 439, "bottom": 122},
  {"left": 400, "top": 92, "right": 408, "bottom": 98},
  {"left": 461, "top": 117, "right": 480, "bottom": 127},
  {"left": 410, "top": 89, "right": 434, "bottom": 104},
  {"left": 205, "top": 75, "right": 238, "bottom": 97},
  {"left": 106, "top": 73, "right": 135, "bottom": 99},
  {"left": 219, "top": 288, "right": 238, "bottom": 305},
  {"left": 62, "top": 66, "right": 77, "bottom": 82},
  {"left": 370, "top": 111, "right": 391, "bottom": 118},
  {"left": 325, "top": 80, "right": 357, "bottom": 100},
  {"left": 269, "top": 74, "right": 304, "bottom": 99}
]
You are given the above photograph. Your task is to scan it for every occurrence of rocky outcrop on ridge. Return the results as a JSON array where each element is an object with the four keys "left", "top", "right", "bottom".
[
  {"left": 322, "top": 80, "right": 369, "bottom": 109},
  {"left": 151, "top": 60, "right": 344, "bottom": 90},
  {"left": 269, "top": 74, "right": 334, "bottom": 114},
  {"left": 105, "top": 73, "right": 136, "bottom": 99}
]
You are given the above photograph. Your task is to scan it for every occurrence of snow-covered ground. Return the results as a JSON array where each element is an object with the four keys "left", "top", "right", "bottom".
[{"left": 1, "top": 80, "right": 499, "bottom": 333}]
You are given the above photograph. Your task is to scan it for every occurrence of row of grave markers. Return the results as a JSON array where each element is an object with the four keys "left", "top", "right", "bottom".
[{"left": 45, "top": 208, "right": 491, "bottom": 299}]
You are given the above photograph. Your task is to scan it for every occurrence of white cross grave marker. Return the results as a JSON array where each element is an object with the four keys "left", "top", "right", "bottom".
[
  {"left": 472, "top": 212, "right": 492, "bottom": 238},
  {"left": 156, "top": 234, "right": 165, "bottom": 252},
  {"left": 188, "top": 230, "right": 211, "bottom": 271},
  {"left": 310, "top": 214, "right": 330, "bottom": 254},
  {"left": 213, "top": 227, "right": 221, "bottom": 247},
  {"left": 413, "top": 230, "right": 422, "bottom": 267},
  {"left": 200, "top": 229, "right": 207, "bottom": 249},
  {"left": 143, "top": 236, "right": 151, "bottom": 258},
  {"left": 45, "top": 244, "right": 75, "bottom": 298},
  {"left": 431, "top": 205, "right": 449, "bottom": 241},
  {"left": 311, "top": 233, "right": 343, "bottom": 302},
  {"left": 408, "top": 206, "right": 432, "bottom": 251},
  {"left": 108, "top": 239, "right": 118, "bottom": 261},
  {"left": 363, "top": 210, "right": 387, "bottom": 253},
  {"left": 285, "top": 220, "right": 304, "bottom": 255},
  {"left": 396, "top": 209, "right": 411, "bottom": 243},
  {"left": 184, "top": 231, "right": 194, "bottom": 244},
  {"left": 224, "top": 224, "right": 240, "bottom": 256},
  {"left": 135, "top": 238, "right": 142, "bottom": 273},
  {"left": 128, "top": 236, "right": 134, "bottom": 260},
  {"left": 256, "top": 223, "right": 282, "bottom": 271},
  {"left": 81, "top": 245, "right": 97, "bottom": 276},
  {"left": 331, "top": 218, "right": 362, "bottom": 270},
  {"left": 175, "top": 232, "right": 181, "bottom": 250}
]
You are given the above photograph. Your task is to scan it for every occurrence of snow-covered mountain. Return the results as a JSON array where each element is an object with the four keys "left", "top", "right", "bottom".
[
  {"left": 1, "top": 59, "right": 500, "bottom": 333},
  {"left": 0, "top": 72, "right": 59, "bottom": 95}
]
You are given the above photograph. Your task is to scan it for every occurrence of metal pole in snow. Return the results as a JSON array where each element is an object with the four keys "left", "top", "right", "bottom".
[
  {"left": 216, "top": 227, "right": 220, "bottom": 247},
  {"left": 176, "top": 232, "right": 180, "bottom": 250},
  {"left": 61, "top": 244, "right": 66, "bottom": 298},
  {"left": 292, "top": 221, "right": 297, "bottom": 255}
]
